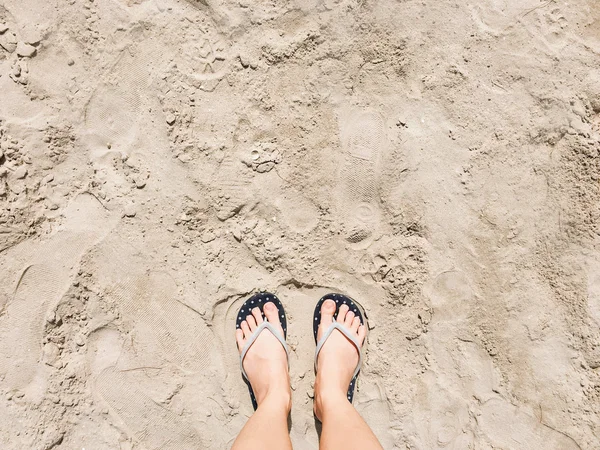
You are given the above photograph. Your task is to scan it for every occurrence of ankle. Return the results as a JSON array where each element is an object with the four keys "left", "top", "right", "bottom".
[
  {"left": 257, "top": 385, "right": 292, "bottom": 413},
  {"left": 314, "top": 370, "right": 349, "bottom": 404},
  {"left": 315, "top": 387, "right": 347, "bottom": 406},
  {"left": 314, "top": 382, "right": 349, "bottom": 420}
]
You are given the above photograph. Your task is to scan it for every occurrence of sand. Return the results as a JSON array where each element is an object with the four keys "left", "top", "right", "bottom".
[{"left": 0, "top": 0, "right": 599, "bottom": 448}]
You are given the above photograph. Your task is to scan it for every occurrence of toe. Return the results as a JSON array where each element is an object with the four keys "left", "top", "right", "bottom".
[
  {"left": 337, "top": 304, "right": 349, "bottom": 321},
  {"left": 235, "top": 329, "right": 245, "bottom": 351},
  {"left": 350, "top": 316, "right": 361, "bottom": 333},
  {"left": 246, "top": 315, "right": 257, "bottom": 331},
  {"left": 252, "top": 307, "right": 264, "bottom": 325},
  {"left": 358, "top": 324, "right": 367, "bottom": 346},
  {"left": 319, "top": 299, "right": 336, "bottom": 331},
  {"left": 344, "top": 310, "right": 355, "bottom": 327},
  {"left": 241, "top": 320, "right": 251, "bottom": 338},
  {"left": 263, "top": 302, "right": 280, "bottom": 324}
]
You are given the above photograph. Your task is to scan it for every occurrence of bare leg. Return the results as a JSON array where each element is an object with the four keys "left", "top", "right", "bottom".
[
  {"left": 231, "top": 302, "right": 293, "bottom": 450},
  {"left": 231, "top": 395, "right": 291, "bottom": 450},
  {"left": 314, "top": 300, "right": 383, "bottom": 450}
]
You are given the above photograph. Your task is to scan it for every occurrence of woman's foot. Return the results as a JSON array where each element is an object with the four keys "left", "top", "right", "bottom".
[
  {"left": 313, "top": 299, "right": 367, "bottom": 421},
  {"left": 236, "top": 301, "right": 291, "bottom": 412}
]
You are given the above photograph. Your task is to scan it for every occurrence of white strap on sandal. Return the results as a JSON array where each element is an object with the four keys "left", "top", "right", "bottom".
[
  {"left": 314, "top": 318, "right": 362, "bottom": 380},
  {"left": 240, "top": 321, "right": 289, "bottom": 380}
]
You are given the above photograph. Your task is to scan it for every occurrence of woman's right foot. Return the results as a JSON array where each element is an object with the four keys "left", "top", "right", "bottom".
[
  {"left": 236, "top": 301, "right": 291, "bottom": 412},
  {"left": 313, "top": 299, "right": 367, "bottom": 421}
]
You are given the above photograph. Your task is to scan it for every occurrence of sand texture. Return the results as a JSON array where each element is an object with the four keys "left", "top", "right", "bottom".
[{"left": 0, "top": 0, "right": 599, "bottom": 448}]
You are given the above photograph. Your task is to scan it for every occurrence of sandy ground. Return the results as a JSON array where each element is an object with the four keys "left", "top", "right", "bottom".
[{"left": 0, "top": 0, "right": 599, "bottom": 448}]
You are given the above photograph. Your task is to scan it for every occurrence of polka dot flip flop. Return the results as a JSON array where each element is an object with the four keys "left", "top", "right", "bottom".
[
  {"left": 313, "top": 293, "right": 367, "bottom": 404},
  {"left": 236, "top": 292, "right": 288, "bottom": 410}
]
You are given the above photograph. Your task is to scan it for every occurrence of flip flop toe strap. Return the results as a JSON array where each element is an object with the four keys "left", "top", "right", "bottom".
[
  {"left": 315, "top": 320, "right": 362, "bottom": 380},
  {"left": 240, "top": 321, "right": 289, "bottom": 380}
]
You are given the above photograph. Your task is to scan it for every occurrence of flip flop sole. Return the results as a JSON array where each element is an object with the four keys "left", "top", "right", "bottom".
[
  {"left": 236, "top": 292, "right": 287, "bottom": 410},
  {"left": 313, "top": 293, "right": 367, "bottom": 403}
]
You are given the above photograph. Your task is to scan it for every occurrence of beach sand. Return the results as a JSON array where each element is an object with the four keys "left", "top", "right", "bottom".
[{"left": 0, "top": 0, "right": 599, "bottom": 448}]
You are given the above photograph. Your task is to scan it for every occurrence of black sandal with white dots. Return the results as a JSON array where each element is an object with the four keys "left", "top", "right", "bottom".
[
  {"left": 236, "top": 292, "right": 288, "bottom": 410},
  {"left": 313, "top": 293, "right": 367, "bottom": 404}
]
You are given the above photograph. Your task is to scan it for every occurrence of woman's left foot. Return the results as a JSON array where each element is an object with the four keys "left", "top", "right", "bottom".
[{"left": 313, "top": 299, "right": 367, "bottom": 421}]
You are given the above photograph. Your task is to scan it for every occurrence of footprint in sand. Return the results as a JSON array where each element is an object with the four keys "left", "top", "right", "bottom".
[
  {"left": 416, "top": 271, "right": 478, "bottom": 448},
  {"left": 84, "top": 235, "right": 223, "bottom": 447},
  {"left": 337, "top": 109, "right": 387, "bottom": 244},
  {"left": 425, "top": 270, "right": 473, "bottom": 324},
  {"left": 83, "top": 42, "right": 160, "bottom": 158},
  {"left": 173, "top": 4, "right": 229, "bottom": 92},
  {"left": 87, "top": 328, "right": 205, "bottom": 450},
  {"left": 0, "top": 264, "right": 69, "bottom": 393},
  {"left": 354, "top": 380, "right": 395, "bottom": 449},
  {"left": 84, "top": 84, "right": 141, "bottom": 156},
  {"left": 478, "top": 398, "right": 580, "bottom": 449},
  {"left": 275, "top": 188, "right": 320, "bottom": 234},
  {"left": 423, "top": 270, "right": 580, "bottom": 448},
  {"left": 180, "top": 36, "right": 229, "bottom": 92},
  {"left": 212, "top": 152, "right": 254, "bottom": 221},
  {"left": 86, "top": 236, "right": 216, "bottom": 373},
  {"left": 411, "top": 382, "right": 474, "bottom": 450},
  {"left": 0, "top": 194, "right": 115, "bottom": 396}
]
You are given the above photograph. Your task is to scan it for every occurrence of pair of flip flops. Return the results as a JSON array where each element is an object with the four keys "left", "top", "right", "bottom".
[{"left": 236, "top": 292, "right": 366, "bottom": 410}]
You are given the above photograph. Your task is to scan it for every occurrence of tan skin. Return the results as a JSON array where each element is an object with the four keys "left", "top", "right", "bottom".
[{"left": 232, "top": 300, "right": 383, "bottom": 450}]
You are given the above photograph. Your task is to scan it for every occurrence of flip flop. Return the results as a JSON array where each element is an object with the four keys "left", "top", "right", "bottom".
[
  {"left": 313, "top": 293, "right": 366, "bottom": 404},
  {"left": 236, "top": 292, "right": 289, "bottom": 410}
]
